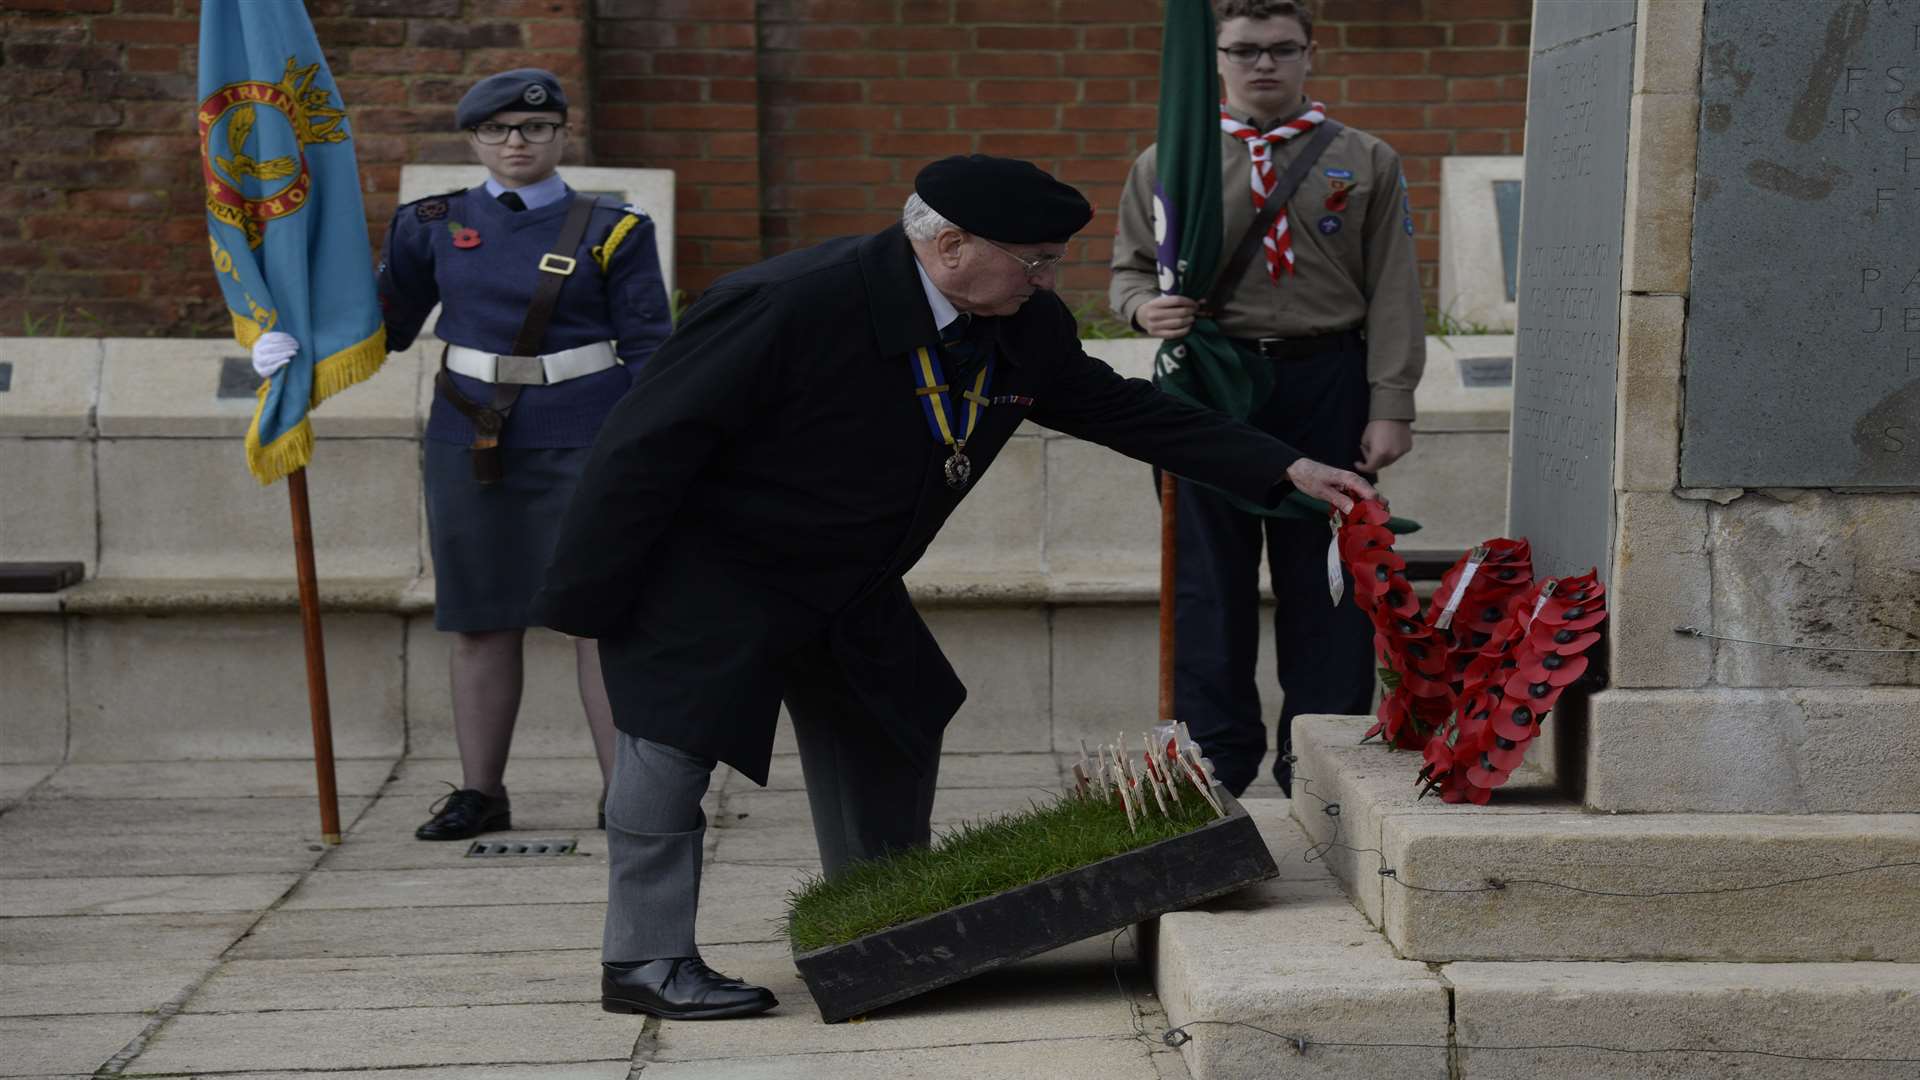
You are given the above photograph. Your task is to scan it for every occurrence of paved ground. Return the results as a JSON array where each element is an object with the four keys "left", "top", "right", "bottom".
[{"left": 0, "top": 750, "right": 1273, "bottom": 1078}]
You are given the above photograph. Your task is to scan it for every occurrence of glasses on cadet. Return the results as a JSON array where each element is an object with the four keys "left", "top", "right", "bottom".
[
  {"left": 1218, "top": 43, "right": 1309, "bottom": 65},
  {"left": 982, "top": 238, "right": 1067, "bottom": 276},
  {"left": 470, "top": 121, "right": 563, "bottom": 145}
]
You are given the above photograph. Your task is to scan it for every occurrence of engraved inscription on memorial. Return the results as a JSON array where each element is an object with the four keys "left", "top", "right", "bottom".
[
  {"left": 1684, "top": 0, "right": 1920, "bottom": 487},
  {"left": 1509, "top": 22, "right": 1633, "bottom": 580}
]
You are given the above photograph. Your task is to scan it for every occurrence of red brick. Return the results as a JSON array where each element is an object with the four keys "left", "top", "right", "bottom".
[
  {"left": 773, "top": 186, "right": 870, "bottom": 211},
  {"left": 91, "top": 16, "right": 198, "bottom": 43},
  {"left": 1345, "top": 77, "right": 1447, "bottom": 102},
  {"left": 707, "top": 132, "right": 759, "bottom": 156},
  {"left": 701, "top": 184, "right": 764, "bottom": 210},
  {"left": 1314, "top": 50, "right": 1428, "bottom": 76},
  {"left": 469, "top": 48, "right": 586, "bottom": 79},
  {"left": 896, "top": 106, "right": 956, "bottom": 130},
  {"left": 1059, "top": 0, "right": 1159, "bottom": 21},
  {"left": 469, "top": 0, "right": 582, "bottom": 14},
  {"left": 869, "top": 79, "right": 970, "bottom": 104},
  {"left": 1342, "top": 23, "right": 1447, "bottom": 48},
  {"left": 956, "top": 53, "right": 1060, "bottom": 77},
  {"left": 977, "top": 27, "right": 1077, "bottom": 51},
  {"left": 1084, "top": 27, "right": 1128, "bottom": 49},
  {"left": 976, "top": 132, "right": 1062, "bottom": 157},
  {"left": 708, "top": 78, "right": 760, "bottom": 103},
  {"left": 1444, "top": 0, "right": 1530, "bottom": 16},
  {"left": 526, "top": 21, "right": 585, "bottom": 48},
  {"left": 956, "top": 105, "right": 1059, "bottom": 128},
  {"left": 668, "top": 159, "right": 761, "bottom": 184},
  {"left": 407, "top": 21, "right": 521, "bottom": 49},
  {"left": 787, "top": 105, "right": 894, "bottom": 130},
  {"left": 955, "top": 0, "right": 1065, "bottom": 21},
  {"left": 1450, "top": 21, "right": 1503, "bottom": 46},
  {"left": 1063, "top": 52, "right": 1158, "bottom": 76},
  {"left": 867, "top": 26, "right": 971, "bottom": 50},
  {"left": 766, "top": 80, "right": 866, "bottom": 104},
  {"left": 792, "top": 157, "right": 891, "bottom": 182},
  {"left": 1325, "top": 0, "right": 1424, "bottom": 18},
  {"left": 119, "top": 0, "right": 177, "bottom": 12},
  {"left": 348, "top": 47, "right": 460, "bottom": 74},
  {"left": 703, "top": 22, "right": 757, "bottom": 48},
  {"left": 1449, "top": 75, "right": 1528, "bottom": 101},
  {"left": 1060, "top": 104, "right": 1156, "bottom": 130},
  {"left": 1082, "top": 79, "right": 1129, "bottom": 103},
  {"left": 1428, "top": 103, "right": 1525, "bottom": 128},
  {"left": 976, "top": 81, "right": 1077, "bottom": 104},
  {"left": 762, "top": 24, "right": 866, "bottom": 50},
  {"left": 870, "top": 131, "right": 974, "bottom": 157},
  {"left": 904, "top": 54, "right": 955, "bottom": 77},
  {"left": 1507, "top": 23, "right": 1534, "bottom": 47},
  {"left": 647, "top": 103, "right": 758, "bottom": 131},
  {"left": 1428, "top": 49, "right": 1528, "bottom": 75},
  {"left": 1452, "top": 130, "right": 1504, "bottom": 153},
  {"left": 679, "top": 210, "right": 760, "bottom": 237},
  {"left": 611, "top": 77, "right": 704, "bottom": 104},
  {"left": 768, "top": 133, "right": 864, "bottom": 158},
  {"left": 655, "top": 51, "right": 756, "bottom": 77},
  {"left": 1333, "top": 104, "right": 1429, "bottom": 129}
]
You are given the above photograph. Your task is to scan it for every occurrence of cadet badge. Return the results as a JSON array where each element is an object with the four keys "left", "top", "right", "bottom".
[
  {"left": 198, "top": 57, "right": 349, "bottom": 249},
  {"left": 415, "top": 199, "right": 449, "bottom": 223}
]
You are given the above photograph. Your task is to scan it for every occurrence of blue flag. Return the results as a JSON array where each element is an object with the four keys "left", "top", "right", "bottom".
[{"left": 198, "top": 0, "right": 384, "bottom": 484}]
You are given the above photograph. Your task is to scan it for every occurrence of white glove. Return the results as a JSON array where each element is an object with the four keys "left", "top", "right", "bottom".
[{"left": 251, "top": 331, "right": 299, "bottom": 379}]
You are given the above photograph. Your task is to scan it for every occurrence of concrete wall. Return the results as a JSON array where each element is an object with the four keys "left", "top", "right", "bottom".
[{"left": 0, "top": 334, "right": 1509, "bottom": 764}]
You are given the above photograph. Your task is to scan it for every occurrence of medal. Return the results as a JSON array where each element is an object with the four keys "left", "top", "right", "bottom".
[
  {"left": 944, "top": 449, "right": 972, "bottom": 490},
  {"left": 909, "top": 343, "right": 994, "bottom": 493}
]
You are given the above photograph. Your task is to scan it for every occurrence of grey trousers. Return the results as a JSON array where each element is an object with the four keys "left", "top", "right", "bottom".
[{"left": 601, "top": 666, "right": 941, "bottom": 962}]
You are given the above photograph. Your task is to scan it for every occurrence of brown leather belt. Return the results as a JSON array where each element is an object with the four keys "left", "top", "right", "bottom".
[{"left": 1231, "top": 327, "right": 1364, "bottom": 361}]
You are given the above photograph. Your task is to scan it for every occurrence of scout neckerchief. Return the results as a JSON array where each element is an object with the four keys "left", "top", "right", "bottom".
[
  {"left": 1219, "top": 100, "right": 1328, "bottom": 281},
  {"left": 910, "top": 340, "right": 993, "bottom": 491}
]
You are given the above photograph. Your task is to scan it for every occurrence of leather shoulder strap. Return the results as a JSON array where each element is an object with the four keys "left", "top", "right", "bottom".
[
  {"left": 508, "top": 194, "right": 608, "bottom": 358},
  {"left": 1203, "top": 120, "right": 1343, "bottom": 310}
]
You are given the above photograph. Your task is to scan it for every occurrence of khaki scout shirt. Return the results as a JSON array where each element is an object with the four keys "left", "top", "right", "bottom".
[{"left": 1110, "top": 111, "right": 1427, "bottom": 422}]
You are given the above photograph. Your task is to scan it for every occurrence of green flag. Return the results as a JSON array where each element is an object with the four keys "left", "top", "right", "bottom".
[{"left": 1148, "top": 0, "right": 1415, "bottom": 532}]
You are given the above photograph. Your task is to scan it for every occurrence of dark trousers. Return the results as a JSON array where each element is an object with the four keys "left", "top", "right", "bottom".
[{"left": 1169, "top": 342, "right": 1377, "bottom": 797}]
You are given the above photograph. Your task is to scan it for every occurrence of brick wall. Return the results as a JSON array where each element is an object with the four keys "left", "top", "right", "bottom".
[
  {"left": 0, "top": 0, "right": 590, "bottom": 337},
  {"left": 3, "top": 0, "right": 1528, "bottom": 337}
]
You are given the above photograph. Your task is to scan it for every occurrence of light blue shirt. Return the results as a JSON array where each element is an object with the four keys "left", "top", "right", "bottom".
[
  {"left": 913, "top": 256, "right": 963, "bottom": 337},
  {"left": 485, "top": 172, "right": 568, "bottom": 210}
]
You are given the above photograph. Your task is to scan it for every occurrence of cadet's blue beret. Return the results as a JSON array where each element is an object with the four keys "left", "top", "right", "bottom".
[
  {"left": 914, "top": 155, "right": 1093, "bottom": 244},
  {"left": 455, "top": 68, "right": 568, "bottom": 130}
]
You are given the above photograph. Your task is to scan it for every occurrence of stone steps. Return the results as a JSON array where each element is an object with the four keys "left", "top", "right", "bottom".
[
  {"left": 1152, "top": 798, "right": 1920, "bottom": 1080},
  {"left": 1289, "top": 714, "right": 1920, "bottom": 963}
]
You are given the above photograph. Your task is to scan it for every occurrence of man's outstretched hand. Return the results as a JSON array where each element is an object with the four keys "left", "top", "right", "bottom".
[{"left": 1284, "top": 457, "right": 1378, "bottom": 514}]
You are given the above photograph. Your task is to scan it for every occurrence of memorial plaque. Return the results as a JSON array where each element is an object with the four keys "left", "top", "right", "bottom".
[
  {"left": 1682, "top": 0, "right": 1920, "bottom": 487},
  {"left": 0, "top": 361, "right": 12, "bottom": 393},
  {"left": 216, "top": 356, "right": 258, "bottom": 399},
  {"left": 1508, "top": 17, "right": 1635, "bottom": 579},
  {"left": 1493, "top": 180, "right": 1522, "bottom": 301}
]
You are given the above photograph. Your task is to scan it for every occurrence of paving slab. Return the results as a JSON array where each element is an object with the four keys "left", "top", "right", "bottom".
[
  {"left": 0, "top": 833, "right": 326, "bottom": 879},
  {"left": 694, "top": 862, "right": 816, "bottom": 946},
  {"left": 707, "top": 826, "right": 827, "bottom": 868},
  {"left": 38, "top": 759, "right": 397, "bottom": 800},
  {"left": 0, "top": 912, "right": 255, "bottom": 965},
  {"left": 185, "top": 950, "right": 600, "bottom": 1013},
  {"left": 0, "top": 796, "right": 374, "bottom": 837},
  {"left": 0, "top": 959, "right": 205, "bottom": 1017},
  {"left": 162, "top": 1060, "right": 629, "bottom": 1068},
  {"left": 282, "top": 864, "right": 608, "bottom": 910},
  {"left": 637, "top": 1036, "right": 1161, "bottom": 1079},
  {"left": 0, "top": 765, "right": 55, "bottom": 806},
  {"left": 668, "top": 936, "right": 1144, "bottom": 1059},
  {"left": 230, "top": 903, "right": 604, "bottom": 961},
  {"left": 126, "top": 1003, "right": 640, "bottom": 1074},
  {"left": 386, "top": 756, "right": 609, "bottom": 796},
  {"left": 0, "top": 1014, "right": 150, "bottom": 1077},
  {"left": 735, "top": 753, "right": 1066, "bottom": 795},
  {"left": 0, "top": 873, "right": 296, "bottom": 916}
]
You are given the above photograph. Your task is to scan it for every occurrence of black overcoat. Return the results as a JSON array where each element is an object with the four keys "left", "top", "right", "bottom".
[{"left": 529, "top": 225, "right": 1306, "bottom": 785}]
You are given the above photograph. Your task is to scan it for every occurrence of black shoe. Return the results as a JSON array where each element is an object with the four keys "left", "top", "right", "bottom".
[
  {"left": 414, "top": 787, "right": 511, "bottom": 841},
  {"left": 601, "top": 957, "right": 777, "bottom": 1020}
]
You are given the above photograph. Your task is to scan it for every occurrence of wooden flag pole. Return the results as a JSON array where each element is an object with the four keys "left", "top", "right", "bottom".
[
  {"left": 287, "top": 467, "right": 342, "bottom": 845},
  {"left": 1158, "top": 471, "right": 1179, "bottom": 722}
]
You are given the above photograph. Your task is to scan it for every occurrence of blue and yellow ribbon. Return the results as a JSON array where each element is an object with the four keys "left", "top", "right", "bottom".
[{"left": 911, "top": 344, "right": 993, "bottom": 452}]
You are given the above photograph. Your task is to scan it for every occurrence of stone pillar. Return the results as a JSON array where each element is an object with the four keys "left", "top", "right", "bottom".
[{"left": 1505, "top": 0, "right": 1920, "bottom": 813}]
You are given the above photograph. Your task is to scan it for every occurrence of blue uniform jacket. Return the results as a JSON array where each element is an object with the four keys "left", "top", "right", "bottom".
[{"left": 378, "top": 183, "right": 673, "bottom": 448}]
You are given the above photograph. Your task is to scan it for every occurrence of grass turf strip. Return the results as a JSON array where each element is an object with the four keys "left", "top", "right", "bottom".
[{"left": 784, "top": 791, "right": 1217, "bottom": 953}]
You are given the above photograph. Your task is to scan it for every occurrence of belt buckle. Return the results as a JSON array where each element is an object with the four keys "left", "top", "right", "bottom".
[
  {"left": 538, "top": 253, "right": 577, "bottom": 276},
  {"left": 1255, "top": 337, "right": 1290, "bottom": 357},
  {"left": 494, "top": 354, "right": 547, "bottom": 385}
]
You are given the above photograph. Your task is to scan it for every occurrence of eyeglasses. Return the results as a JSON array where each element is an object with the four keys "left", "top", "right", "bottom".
[
  {"left": 1218, "top": 43, "right": 1309, "bottom": 66},
  {"left": 471, "top": 121, "right": 563, "bottom": 145},
  {"left": 981, "top": 238, "right": 1067, "bottom": 277}
]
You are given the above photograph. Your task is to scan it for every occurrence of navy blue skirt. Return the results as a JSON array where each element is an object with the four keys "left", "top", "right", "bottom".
[{"left": 424, "top": 440, "right": 593, "bottom": 632}]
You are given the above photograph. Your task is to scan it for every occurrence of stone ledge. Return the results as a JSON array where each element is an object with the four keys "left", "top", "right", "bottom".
[{"left": 1291, "top": 717, "right": 1920, "bottom": 963}]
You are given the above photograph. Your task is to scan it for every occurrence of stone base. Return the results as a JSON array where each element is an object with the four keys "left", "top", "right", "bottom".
[
  {"left": 1155, "top": 799, "right": 1920, "bottom": 1080},
  {"left": 1291, "top": 715, "right": 1920, "bottom": 963}
]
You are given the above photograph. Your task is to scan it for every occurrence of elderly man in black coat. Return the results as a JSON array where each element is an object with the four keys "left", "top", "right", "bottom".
[{"left": 530, "top": 155, "right": 1375, "bottom": 1020}]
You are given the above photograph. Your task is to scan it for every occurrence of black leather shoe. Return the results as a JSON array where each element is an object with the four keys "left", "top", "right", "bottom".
[
  {"left": 413, "top": 787, "right": 511, "bottom": 841},
  {"left": 602, "top": 957, "right": 777, "bottom": 1019}
]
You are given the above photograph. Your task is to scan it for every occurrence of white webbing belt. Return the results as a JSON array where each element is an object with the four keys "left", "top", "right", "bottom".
[{"left": 445, "top": 341, "right": 617, "bottom": 385}]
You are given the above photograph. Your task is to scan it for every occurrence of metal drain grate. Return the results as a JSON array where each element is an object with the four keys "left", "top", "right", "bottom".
[{"left": 466, "top": 837, "right": 578, "bottom": 857}]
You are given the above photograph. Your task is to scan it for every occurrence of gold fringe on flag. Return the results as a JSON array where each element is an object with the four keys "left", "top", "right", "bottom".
[{"left": 243, "top": 325, "right": 388, "bottom": 485}]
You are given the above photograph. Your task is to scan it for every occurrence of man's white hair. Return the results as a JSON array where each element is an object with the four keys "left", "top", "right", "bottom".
[{"left": 901, "top": 192, "right": 962, "bottom": 241}]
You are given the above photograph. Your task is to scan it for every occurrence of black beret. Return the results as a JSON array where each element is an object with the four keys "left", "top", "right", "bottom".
[
  {"left": 913, "top": 155, "right": 1093, "bottom": 244},
  {"left": 455, "top": 68, "right": 568, "bottom": 130}
]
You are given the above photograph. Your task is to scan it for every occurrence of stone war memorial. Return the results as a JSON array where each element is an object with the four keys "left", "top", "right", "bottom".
[{"left": 0, "top": 0, "right": 1917, "bottom": 1078}]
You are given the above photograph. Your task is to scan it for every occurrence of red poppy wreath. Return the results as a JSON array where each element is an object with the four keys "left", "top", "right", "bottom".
[{"left": 1334, "top": 499, "right": 1607, "bottom": 804}]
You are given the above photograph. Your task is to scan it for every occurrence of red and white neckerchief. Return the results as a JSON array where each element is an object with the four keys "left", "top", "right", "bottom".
[{"left": 1220, "top": 100, "right": 1328, "bottom": 281}]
